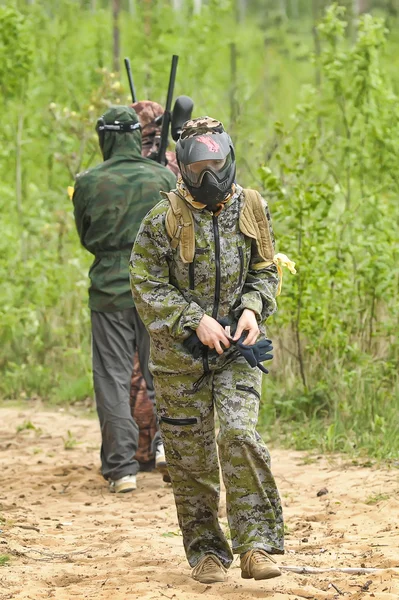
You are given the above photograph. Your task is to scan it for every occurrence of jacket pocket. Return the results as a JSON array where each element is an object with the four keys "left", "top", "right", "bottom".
[
  {"left": 160, "top": 416, "right": 198, "bottom": 426},
  {"left": 236, "top": 384, "right": 260, "bottom": 401}
]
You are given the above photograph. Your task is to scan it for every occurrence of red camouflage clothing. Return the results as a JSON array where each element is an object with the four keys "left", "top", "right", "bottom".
[
  {"left": 130, "top": 100, "right": 179, "bottom": 466},
  {"left": 132, "top": 100, "right": 179, "bottom": 176}
]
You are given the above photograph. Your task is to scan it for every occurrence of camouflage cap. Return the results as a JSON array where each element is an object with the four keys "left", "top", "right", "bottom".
[
  {"left": 180, "top": 116, "right": 225, "bottom": 139},
  {"left": 132, "top": 100, "right": 163, "bottom": 125},
  {"left": 132, "top": 101, "right": 163, "bottom": 135}
]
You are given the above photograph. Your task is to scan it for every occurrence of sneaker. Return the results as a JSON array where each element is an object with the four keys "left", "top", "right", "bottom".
[
  {"left": 109, "top": 474, "right": 137, "bottom": 494},
  {"left": 155, "top": 442, "right": 171, "bottom": 483},
  {"left": 240, "top": 549, "right": 281, "bottom": 580},
  {"left": 192, "top": 554, "right": 227, "bottom": 584}
]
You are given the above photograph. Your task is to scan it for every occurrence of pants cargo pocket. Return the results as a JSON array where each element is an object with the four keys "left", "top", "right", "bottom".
[
  {"left": 159, "top": 414, "right": 207, "bottom": 472},
  {"left": 236, "top": 384, "right": 260, "bottom": 400}
]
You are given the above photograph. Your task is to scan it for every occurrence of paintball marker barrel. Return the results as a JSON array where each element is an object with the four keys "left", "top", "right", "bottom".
[
  {"left": 157, "top": 55, "right": 179, "bottom": 165},
  {"left": 124, "top": 57, "right": 137, "bottom": 103}
]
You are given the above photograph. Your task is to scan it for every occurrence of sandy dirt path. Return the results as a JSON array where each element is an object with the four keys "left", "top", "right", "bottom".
[{"left": 0, "top": 406, "right": 398, "bottom": 600}]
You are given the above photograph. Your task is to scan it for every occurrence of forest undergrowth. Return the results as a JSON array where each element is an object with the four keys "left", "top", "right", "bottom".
[{"left": 0, "top": 2, "right": 398, "bottom": 459}]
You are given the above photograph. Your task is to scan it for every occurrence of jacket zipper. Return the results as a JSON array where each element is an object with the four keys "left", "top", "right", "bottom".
[
  {"left": 201, "top": 215, "right": 221, "bottom": 376},
  {"left": 212, "top": 215, "right": 221, "bottom": 319},
  {"left": 189, "top": 261, "right": 195, "bottom": 290},
  {"left": 238, "top": 246, "right": 244, "bottom": 287},
  {"left": 160, "top": 416, "right": 198, "bottom": 426}
]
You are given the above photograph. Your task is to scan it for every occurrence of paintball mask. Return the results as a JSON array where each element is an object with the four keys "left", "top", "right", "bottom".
[{"left": 176, "top": 117, "right": 236, "bottom": 206}]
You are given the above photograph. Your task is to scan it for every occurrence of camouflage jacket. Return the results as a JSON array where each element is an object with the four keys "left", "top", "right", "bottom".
[
  {"left": 129, "top": 184, "right": 279, "bottom": 376},
  {"left": 73, "top": 106, "right": 176, "bottom": 312}
]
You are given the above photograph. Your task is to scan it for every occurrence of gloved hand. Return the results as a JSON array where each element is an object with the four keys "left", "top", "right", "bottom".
[
  {"left": 183, "top": 332, "right": 205, "bottom": 359},
  {"left": 184, "top": 317, "right": 233, "bottom": 359},
  {"left": 184, "top": 318, "right": 273, "bottom": 375},
  {"left": 236, "top": 336, "right": 273, "bottom": 374}
]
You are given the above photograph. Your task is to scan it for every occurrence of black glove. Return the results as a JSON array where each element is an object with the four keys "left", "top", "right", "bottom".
[
  {"left": 183, "top": 332, "right": 205, "bottom": 359},
  {"left": 183, "top": 318, "right": 273, "bottom": 375},
  {"left": 236, "top": 336, "right": 273, "bottom": 374},
  {"left": 183, "top": 317, "right": 233, "bottom": 359}
]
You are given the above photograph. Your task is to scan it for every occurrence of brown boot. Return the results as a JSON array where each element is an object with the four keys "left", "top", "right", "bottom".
[
  {"left": 192, "top": 554, "right": 227, "bottom": 584},
  {"left": 240, "top": 549, "right": 282, "bottom": 580}
]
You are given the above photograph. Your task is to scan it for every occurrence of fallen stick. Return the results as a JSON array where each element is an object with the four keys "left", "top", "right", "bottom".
[
  {"left": 10, "top": 546, "right": 92, "bottom": 562},
  {"left": 281, "top": 566, "right": 392, "bottom": 574},
  {"left": 329, "top": 582, "right": 344, "bottom": 595},
  {"left": 16, "top": 525, "right": 40, "bottom": 533}
]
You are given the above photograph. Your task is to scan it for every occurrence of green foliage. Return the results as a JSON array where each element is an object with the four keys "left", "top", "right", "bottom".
[
  {"left": 259, "top": 4, "right": 399, "bottom": 460},
  {"left": 0, "top": 1, "right": 398, "bottom": 458},
  {"left": 0, "top": 5, "right": 33, "bottom": 99},
  {"left": 63, "top": 430, "right": 81, "bottom": 450},
  {"left": 16, "top": 420, "right": 36, "bottom": 432},
  {"left": 0, "top": 0, "right": 311, "bottom": 405},
  {"left": 365, "top": 492, "right": 391, "bottom": 504},
  {"left": 0, "top": 555, "right": 10, "bottom": 567}
]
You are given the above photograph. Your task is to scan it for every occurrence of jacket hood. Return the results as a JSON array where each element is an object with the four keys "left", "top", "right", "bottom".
[{"left": 96, "top": 105, "right": 142, "bottom": 161}]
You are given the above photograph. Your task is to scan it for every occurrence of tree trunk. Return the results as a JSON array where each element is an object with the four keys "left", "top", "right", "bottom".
[
  {"left": 229, "top": 42, "right": 239, "bottom": 141},
  {"left": 193, "top": 0, "right": 202, "bottom": 14},
  {"left": 15, "top": 110, "right": 26, "bottom": 260},
  {"left": 112, "top": 0, "right": 121, "bottom": 74},
  {"left": 236, "top": 0, "right": 246, "bottom": 22},
  {"left": 144, "top": 0, "right": 151, "bottom": 38},
  {"left": 353, "top": 0, "right": 368, "bottom": 15},
  {"left": 290, "top": 0, "right": 299, "bottom": 19},
  {"left": 312, "top": 0, "right": 321, "bottom": 90}
]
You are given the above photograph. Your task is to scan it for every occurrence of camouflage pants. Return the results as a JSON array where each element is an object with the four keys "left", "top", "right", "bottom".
[{"left": 154, "top": 357, "right": 284, "bottom": 568}]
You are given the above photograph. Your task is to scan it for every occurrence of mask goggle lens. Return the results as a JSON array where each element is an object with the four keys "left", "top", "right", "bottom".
[{"left": 181, "top": 153, "right": 232, "bottom": 187}]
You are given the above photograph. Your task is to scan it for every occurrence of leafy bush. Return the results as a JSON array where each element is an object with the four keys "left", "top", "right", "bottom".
[
  {"left": 0, "top": 1, "right": 398, "bottom": 458},
  {"left": 259, "top": 4, "right": 399, "bottom": 458}
]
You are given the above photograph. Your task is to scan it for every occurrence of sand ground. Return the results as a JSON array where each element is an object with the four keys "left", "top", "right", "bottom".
[{"left": 0, "top": 406, "right": 398, "bottom": 600}]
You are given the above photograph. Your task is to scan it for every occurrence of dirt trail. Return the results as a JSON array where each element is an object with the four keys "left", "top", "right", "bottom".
[{"left": 0, "top": 407, "right": 398, "bottom": 600}]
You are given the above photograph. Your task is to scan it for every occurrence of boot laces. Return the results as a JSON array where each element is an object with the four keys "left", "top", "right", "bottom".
[
  {"left": 203, "top": 556, "right": 217, "bottom": 572},
  {"left": 194, "top": 555, "right": 225, "bottom": 576},
  {"left": 252, "top": 550, "right": 276, "bottom": 564}
]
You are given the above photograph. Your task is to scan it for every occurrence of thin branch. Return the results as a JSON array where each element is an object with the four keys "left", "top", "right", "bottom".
[
  {"left": 15, "top": 525, "right": 40, "bottom": 533},
  {"left": 281, "top": 565, "right": 392, "bottom": 574},
  {"left": 11, "top": 546, "right": 92, "bottom": 562}
]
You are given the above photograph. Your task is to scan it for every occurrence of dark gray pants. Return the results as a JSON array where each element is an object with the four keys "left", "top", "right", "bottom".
[{"left": 91, "top": 307, "right": 157, "bottom": 480}]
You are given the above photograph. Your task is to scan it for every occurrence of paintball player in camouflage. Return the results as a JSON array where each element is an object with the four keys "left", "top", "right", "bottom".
[
  {"left": 133, "top": 100, "right": 179, "bottom": 176},
  {"left": 128, "top": 100, "right": 180, "bottom": 470},
  {"left": 130, "top": 116, "right": 284, "bottom": 582},
  {"left": 72, "top": 105, "right": 176, "bottom": 493}
]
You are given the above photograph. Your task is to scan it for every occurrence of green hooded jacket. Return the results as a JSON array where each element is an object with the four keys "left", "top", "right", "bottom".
[{"left": 72, "top": 105, "right": 176, "bottom": 312}]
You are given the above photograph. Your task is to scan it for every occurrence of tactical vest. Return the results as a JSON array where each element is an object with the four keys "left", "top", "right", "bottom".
[{"left": 162, "top": 189, "right": 296, "bottom": 296}]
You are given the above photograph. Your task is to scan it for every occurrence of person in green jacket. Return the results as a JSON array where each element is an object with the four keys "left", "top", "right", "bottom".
[
  {"left": 72, "top": 105, "right": 176, "bottom": 493},
  {"left": 130, "top": 117, "right": 284, "bottom": 583}
]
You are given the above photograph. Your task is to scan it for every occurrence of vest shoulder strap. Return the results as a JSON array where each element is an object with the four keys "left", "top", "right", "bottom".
[
  {"left": 162, "top": 191, "right": 195, "bottom": 264},
  {"left": 163, "top": 188, "right": 274, "bottom": 265},
  {"left": 239, "top": 188, "right": 274, "bottom": 262}
]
